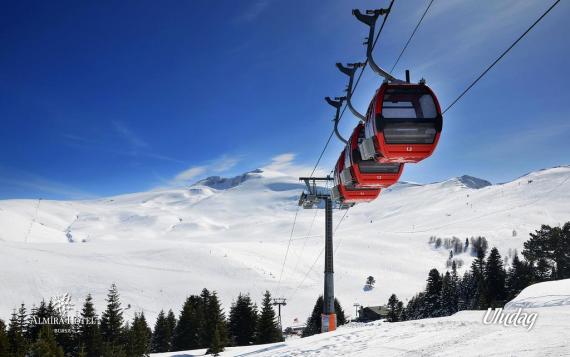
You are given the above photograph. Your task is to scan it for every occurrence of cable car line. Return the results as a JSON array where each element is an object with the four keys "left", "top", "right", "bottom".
[
  {"left": 442, "top": 0, "right": 560, "bottom": 114},
  {"left": 389, "top": 0, "right": 435, "bottom": 74},
  {"left": 290, "top": 208, "right": 350, "bottom": 300},
  {"left": 276, "top": 205, "right": 301, "bottom": 295}
]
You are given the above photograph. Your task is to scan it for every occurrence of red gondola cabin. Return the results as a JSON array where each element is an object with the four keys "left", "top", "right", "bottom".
[
  {"left": 341, "top": 123, "right": 404, "bottom": 188},
  {"left": 359, "top": 82, "right": 443, "bottom": 163},
  {"left": 332, "top": 151, "right": 381, "bottom": 204}
]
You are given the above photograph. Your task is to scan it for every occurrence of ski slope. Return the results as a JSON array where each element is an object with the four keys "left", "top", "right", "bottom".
[
  {"left": 0, "top": 166, "right": 569, "bottom": 329},
  {"left": 152, "top": 280, "right": 570, "bottom": 356}
]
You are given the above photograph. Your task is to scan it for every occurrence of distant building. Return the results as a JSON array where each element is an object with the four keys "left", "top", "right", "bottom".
[
  {"left": 284, "top": 324, "right": 306, "bottom": 337},
  {"left": 358, "top": 305, "right": 389, "bottom": 322}
]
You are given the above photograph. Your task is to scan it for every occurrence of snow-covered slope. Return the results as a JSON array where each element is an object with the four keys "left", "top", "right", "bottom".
[
  {"left": 505, "top": 278, "right": 570, "bottom": 309},
  {"left": 153, "top": 279, "right": 570, "bottom": 356},
  {"left": 0, "top": 166, "right": 569, "bottom": 328}
]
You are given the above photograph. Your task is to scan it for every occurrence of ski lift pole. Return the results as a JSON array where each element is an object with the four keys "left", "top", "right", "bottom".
[
  {"left": 297, "top": 176, "right": 336, "bottom": 333},
  {"left": 322, "top": 195, "right": 336, "bottom": 332}
]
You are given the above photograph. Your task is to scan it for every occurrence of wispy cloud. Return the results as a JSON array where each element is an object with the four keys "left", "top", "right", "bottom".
[
  {"left": 0, "top": 166, "right": 96, "bottom": 200},
  {"left": 62, "top": 127, "right": 185, "bottom": 165},
  {"left": 112, "top": 120, "right": 148, "bottom": 149},
  {"left": 234, "top": 0, "right": 270, "bottom": 23}
]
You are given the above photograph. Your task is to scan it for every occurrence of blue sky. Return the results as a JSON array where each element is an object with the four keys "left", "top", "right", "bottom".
[{"left": 1, "top": 0, "right": 569, "bottom": 199}]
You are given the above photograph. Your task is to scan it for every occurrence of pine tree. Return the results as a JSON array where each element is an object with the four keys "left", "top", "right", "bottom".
[
  {"left": 17, "top": 304, "right": 27, "bottom": 337},
  {"left": 470, "top": 247, "right": 487, "bottom": 309},
  {"left": 450, "top": 261, "right": 460, "bottom": 310},
  {"left": 255, "top": 291, "right": 282, "bottom": 343},
  {"left": 0, "top": 319, "right": 10, "bottom": 357},
  {"left": 439, "top": 272, "right": 457, "bottom": 316},
  {"left": 523, "top": 223, "right": 570, "bottom": 280},
  {"left": 78, "top": 294, "right": 102, "bottom": 357},
  {"left": 29, "top": 326, "right": 64, "bottom": 357},
  {"left": 387, "top": 294, "right": 401, "bottom": 322},
  {"left": 229, "top": 294, "right": 258, "bottom": 346},
  {"left": 301, "top": 296, "right": 323, "bottom": 337},
  {"left": 165, "top": 309, "right": 176, "bottom": 351},
  {"left": 172, "top": 295, "right": 202, "bottom": 350},
  {"left": 365, "top": 276, "right": 375, "bottom": 288},
  {"left": 151, "top": 310, "right": 169, "bottom": 353},
  {"left": 100, "top": 284, "right": 125, "bottom": 352},
  {"left": 206, "top": 325, "right": 223, "bottom": 356},
  {"left": 506, "top": 254, "right": 534, "bottom": 300},
  {"left": 125, "top": 312, "right": 151, "bottom": 357},
  {"left": 484, "top": 247, "right": 507, "bottom": 308},
  {"left": 424, "top": 269, "right": 442, "bottom": 317},
  {"left": 203, "top": 292, "right": 228, "bottom": 349},
  {"left": 198, "top": 288, "right": 211, "bottom": 347},
  {"left": 7, "top": 309, "right": 27, "bottom": 357}
]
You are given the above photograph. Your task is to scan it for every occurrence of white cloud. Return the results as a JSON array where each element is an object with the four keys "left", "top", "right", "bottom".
[
  {"left": 174, "top": 166, "right": 207, "bottom": 182},
  {"left": 262, "top": 153, "right": 329, "bottom": 178},
  {"left": 170, "top": 155, "right": 242, "bottom": 185}
]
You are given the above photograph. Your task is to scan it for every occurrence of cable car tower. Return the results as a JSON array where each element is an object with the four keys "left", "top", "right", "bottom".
[
  {"left": 297, "top": 3, "right": 397, "bottom": 334},
  {"left": 298, "top": 175, "right": 338, "bottom": 333}
]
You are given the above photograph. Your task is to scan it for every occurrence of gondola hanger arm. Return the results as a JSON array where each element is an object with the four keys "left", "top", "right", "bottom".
[
  {"left": 336, "top": 62, "right": 366, "bottom": 122},
  {"left": 352, "top": 7, "right": 401, "bottom": 83},
  {"left": 325, "top": 96, "right": 348, "bottom": 144}
]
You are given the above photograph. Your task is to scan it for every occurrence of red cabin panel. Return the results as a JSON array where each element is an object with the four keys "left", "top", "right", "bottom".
[
  {"left": 332, "top": 151, "right": 380, "bottom": 204},
  {"left": 363, "top": 82, "right": 443, "bottom": 163},
  {"left": 343, "top": 123, "right": 404, "bottom": 188}
]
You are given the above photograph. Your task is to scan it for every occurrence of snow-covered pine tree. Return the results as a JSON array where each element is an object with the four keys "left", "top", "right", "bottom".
[
  {"left": 229, "top": 293, "right": 258, "bottom": 346},
  {"left": 255, "top": 291, "right": 282, "bottom": 343}
]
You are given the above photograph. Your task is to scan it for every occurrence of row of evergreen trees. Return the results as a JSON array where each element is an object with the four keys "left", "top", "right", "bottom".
[
  {"left": 385, "top": 223, "right": 570, "bottom": 322},
  {"left": 0, "top": 285, "right": 284, "bottom": 357}
]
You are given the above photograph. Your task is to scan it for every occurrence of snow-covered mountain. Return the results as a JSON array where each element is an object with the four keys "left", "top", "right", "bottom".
[{"left": 0, "top": 166, "right": 569, "bottom": 328}]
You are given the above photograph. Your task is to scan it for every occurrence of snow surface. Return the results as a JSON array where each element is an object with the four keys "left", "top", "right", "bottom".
[
  {"left": 505, "top": 278, "right": 570, "bottom": 309},
  {"left": 152, "top": 280, "right": 570, "bottom": 356},
  {"left": 0, "top": 166, "right": 569, "bottom": 330}
]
